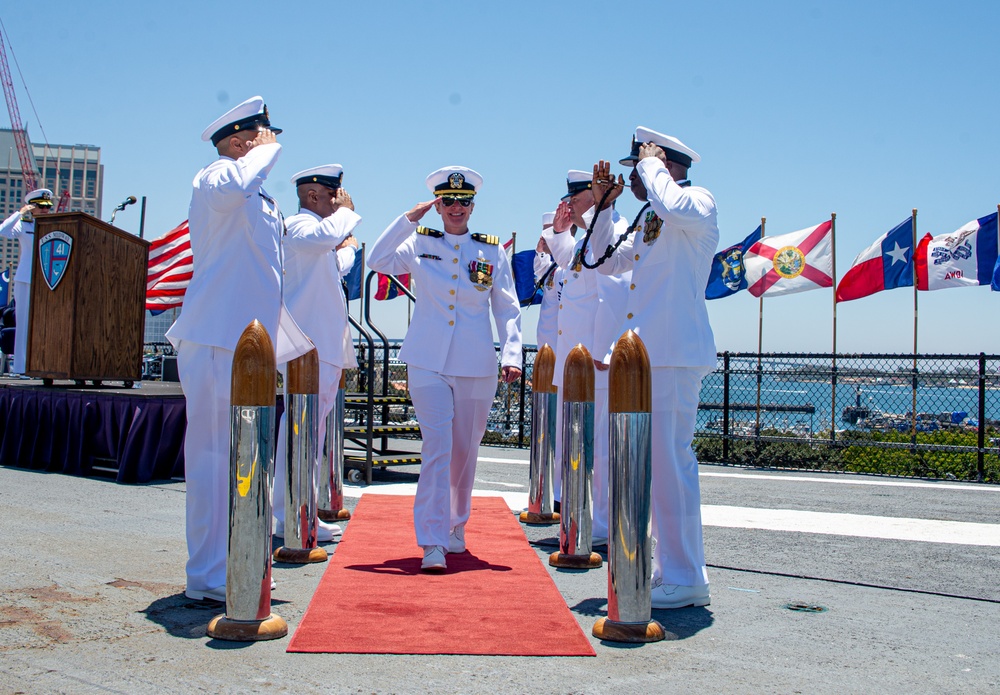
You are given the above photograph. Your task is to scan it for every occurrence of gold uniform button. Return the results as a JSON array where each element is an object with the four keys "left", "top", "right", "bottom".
[
  {"left": 558, "top": 330, "right": 562, "bottom": 335},
  {"left": 449, "top": 304, "right": 455, "bottom": 310},
  {"left": 627, "top": 313, "right": 634, "bottom": 319},
  {"left": 449, "top": 289, "right": 455, "bottom": 295},
  {"left": 634, "top": 254, "right": 640, "bottom": 261},
  {"left": 559, "top": 304, "right": 563, "bottom": 309},
  {"left": 449, "top": 320, "right": 455, "bottom": 326},
  {"left": 630, "top": 283, "right": 636, "bottom": 290},
  {"left": 453, "top": 258, "right": 459, "bottom": 264},
  {"left": 452, "top": 274, "right": 458, "bottom": 279}
]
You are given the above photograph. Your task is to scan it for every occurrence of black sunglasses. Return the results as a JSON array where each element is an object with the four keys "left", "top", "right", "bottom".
[{"left": 440, "top": 196, "right": 473, "bottom": 208}]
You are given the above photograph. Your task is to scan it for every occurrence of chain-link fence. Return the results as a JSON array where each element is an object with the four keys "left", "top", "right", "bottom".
[
  {"left": 337, "top": 343, "right": 1000, "bottom": 483},
  {"left": 695, "top": 352, "right": 1000, "bottom": 483}
]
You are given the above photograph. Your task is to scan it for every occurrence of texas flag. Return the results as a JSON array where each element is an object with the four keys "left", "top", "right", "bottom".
[
  {"left": 744, "top": 220, "right": 833, "bottom": 297},
  {"left": 835, "top": 217, "right": 914, "bottom": 302},
  {"left": 916, "top": 212, "right": 998, "bottom": 291}
]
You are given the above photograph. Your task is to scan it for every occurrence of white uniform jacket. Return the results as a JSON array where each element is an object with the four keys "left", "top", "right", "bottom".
[
  {"left": 283, "top": 207, "right": 361, "bottom": 369},
  {"left": 0, "top": 211, "right": 34, "bottom": 284},
  {"left": 542, "top": 213, "right": 632, "bottom": 386},
  {"left": 533, "top": 250, "right": 560, "bottom": 351},
  {"left": 166, "top": 142, "right": 286, "bottom": 352},
  {"left": 591, "top": 157, "right": 717, "bottom": 368},
  {"left": 367, "top": 214, "right": 522, "bottom": 377}
]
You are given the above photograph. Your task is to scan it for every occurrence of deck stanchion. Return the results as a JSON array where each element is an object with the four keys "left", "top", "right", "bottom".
[
  {"left": 319, "top": 371, "right": 351, "bottom": 522},
  {"left": 274, "top": 348, "right": 328, "bottom": 565},
  {"left": 207, "top": 320, "right": 288, "bottom": 641},
  {"left": 549, "top": 344, "right": 602, "bottom": 569},
  {"left": 520, "top": 344, "right": 560, "bottom": 525},
  {"left": 593, "top": 330, "right": 664, "bottom": 643}
]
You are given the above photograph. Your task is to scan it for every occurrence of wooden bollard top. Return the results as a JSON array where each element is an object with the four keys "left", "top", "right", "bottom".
[
  {"left": 533, "top": 344, "right": 557, "bottom": 394},
  {"left": 287, "top": 348, "right": 320, "bottom": 395},
  {"left": 609, "top": 330, "right": 651, "bottom": 413},
  {"left": 339, "top": 371, "right": 346, "bottom": 389},
  {"left": 231, "top": 320, "right": 276, "bottom": 406},
  {"left": 563, "top": 344, "right": 594, "bottom": 403}
]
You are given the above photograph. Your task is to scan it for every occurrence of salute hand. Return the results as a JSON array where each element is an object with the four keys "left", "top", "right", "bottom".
[
  {"left": 591, "top": 160, "right": 624, "bottom": 211},
  {"left": 405, "top": 199, "right": 437, "bottom": 223}
]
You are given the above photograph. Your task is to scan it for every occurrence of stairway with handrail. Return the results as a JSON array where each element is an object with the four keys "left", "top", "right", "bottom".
[{"left": 342, "top": 270, "right": 422, "bottom": 484}]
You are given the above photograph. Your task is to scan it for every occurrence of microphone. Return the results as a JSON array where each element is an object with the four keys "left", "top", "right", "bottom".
[
  {"left": 110, "top": 195, "right": 137, "bottom": 225},
  {"left": 114, "top": 195, "right": 137, "bottom": 212}
]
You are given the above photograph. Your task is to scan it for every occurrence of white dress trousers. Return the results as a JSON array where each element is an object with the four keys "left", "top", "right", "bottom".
[
  {"left": 0, "top": 211, "right": 34, "bottom": 373},
  {"left": 176, "top": 344, "right": 234, "bottom": 593}
]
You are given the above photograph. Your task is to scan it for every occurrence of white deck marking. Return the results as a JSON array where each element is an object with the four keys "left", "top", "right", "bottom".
[
  {"left": 344, "top": 476, "right": 1000, "bottom": 546},
  {"left": 699, "top": 471, "right": 999, "bottom": 492},
  {"left": 702, "top": 505, "right": 1000, "bottom": 547}
]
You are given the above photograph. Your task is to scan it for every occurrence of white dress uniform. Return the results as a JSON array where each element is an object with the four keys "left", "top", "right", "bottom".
[
  {"left": 166, "top": 96, "right": 310, "bottom": 598},
  {"left": 533, "top": 249, "right": 560, "bottom": 352},
  {"left": 367, "top": 167, "right": 521, "bottom": 556},
  {"left": 0, "top": 189, "right": 53, "bottom": 374},
  {"left": 542, "top": 208, "right": 631, "bottom": 539},
  {"left": 591, "top": 130, "right": 718, "bottom": 592},
  {"left": 273, "top": 170, "right": 361, "bottom": 539}
]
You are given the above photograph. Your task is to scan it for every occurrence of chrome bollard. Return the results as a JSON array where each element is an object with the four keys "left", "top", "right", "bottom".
[
  {"left": 319, "top": 371, "right": 351, "bottom": 522},
  {"left": 593, "top": 330, "right": 664, "bottom": 643},
  {"left": 520, "top": 344, "right": 559, "bottom": 525},
  {"left": 207, "top": 320, "right": 287, "bottom": 642},
  {"left": 274, "top": 349, "right": 328, "bottom": 565},
  {"left": 549, "top": 344, "right": 602, "bottom": 569}
]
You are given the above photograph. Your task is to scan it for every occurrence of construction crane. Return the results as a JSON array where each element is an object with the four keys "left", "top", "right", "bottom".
[{"left": 0, "top": 27, "right": 38, "bottom": 191}]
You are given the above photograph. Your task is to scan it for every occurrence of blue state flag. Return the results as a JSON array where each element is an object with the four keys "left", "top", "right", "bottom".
[
  {"left": 0, "top": 269, "right": 9, "bottom": 306},
  {"left": 342, "top": 259, "right": 363, "bottom": 301},
  {"left": 706, "top": 225, "right": 763, "bottom": 299},
  {"left": 511, "top": 249, "right": 542, "bottom": 307}
]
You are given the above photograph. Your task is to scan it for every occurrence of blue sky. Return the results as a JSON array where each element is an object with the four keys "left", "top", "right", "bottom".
[{"left": 4, "top": 1, "right": 999, "bottom": 353}]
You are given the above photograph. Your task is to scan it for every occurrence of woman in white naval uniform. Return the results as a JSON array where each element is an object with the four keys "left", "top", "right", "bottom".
[
  {"left": 0, "top": 188, "right": 54, "bottom": 374},
  {"left": 273, "top": 165, "right": 361, "bottom": 542},
  {"left": 367, "top": 166, "right": 522, "bottom": 572},
  {"left": 589, "top": 127, "right": 718, "bottom": 610},
  {"left": 542, "top": 172, "right": 630, "bottom": 543}
]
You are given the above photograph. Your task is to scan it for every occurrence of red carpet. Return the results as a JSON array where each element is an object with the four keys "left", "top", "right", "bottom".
[{"left": 287, "top": 494, "right": 595, "bottom": 656}]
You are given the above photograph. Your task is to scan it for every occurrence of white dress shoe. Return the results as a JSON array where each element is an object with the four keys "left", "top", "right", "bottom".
[
  {"left": 448, "top": 525, "right": 466, "bottom": 553},
  {"left": 185, "top": 586, "right": 226, "bottom": 602},
  {"left": 317, "top": 520, "right": 343, "bottom": 542},
  {"left": 274, "top": 520, "right": 342, "bottom": 541},
  {"left": 650, "top": 581, "right": 710, "bottom": 609},
  {"left": 421, "top": 546, "right": 447, "bottom": 572}
]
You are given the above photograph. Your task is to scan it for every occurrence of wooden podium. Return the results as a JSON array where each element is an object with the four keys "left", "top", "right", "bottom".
[{"left": 26, "top": 212, "right": 150, "bottom": 386}]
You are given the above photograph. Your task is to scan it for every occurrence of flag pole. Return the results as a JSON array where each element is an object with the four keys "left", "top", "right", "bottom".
[
  {"left": 830, "top": 213, "right": 838, "bottom": 444},
  {"left": 755, "top": 217, "right": 765, "bottom": 438},
  {"left": 911, "top": 209, "right": 919, "bottom": 444}
]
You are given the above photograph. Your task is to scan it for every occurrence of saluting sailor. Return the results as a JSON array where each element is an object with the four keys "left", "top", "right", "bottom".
[
  {"left": 533, "top": 211, "right": 560, "bottom": 355},
  {"left": 0, "top": 188, "right": 54, "bottom": 374},
  {"left": 166, "top": 96, "right": 310, "bottom": 603},
  {"left": 273, "top": 165, "right": 361, "bottom": 543},
  {"left": 367, "top": 166, "right": 522, "bottom": 572},
  {"left": 543, "top": 171, "right": 631, "bottom": 543},
  {"left": 588, "top": 126, "right": 718, "bottom": 609}
]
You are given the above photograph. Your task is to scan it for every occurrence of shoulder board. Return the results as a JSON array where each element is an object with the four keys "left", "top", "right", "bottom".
[
  {"left": 416, "top": 226, "right": 444, "bottom": 238},
  {"left": 471, "top": 233, "right": 499, "bottom": 245}
]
